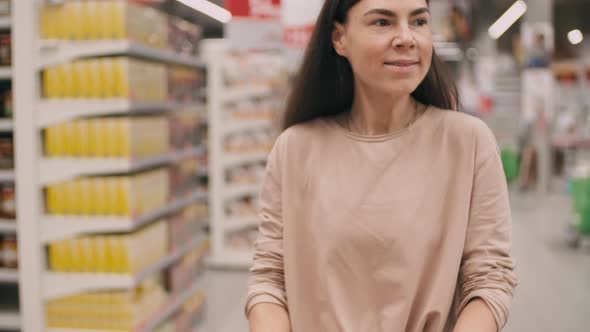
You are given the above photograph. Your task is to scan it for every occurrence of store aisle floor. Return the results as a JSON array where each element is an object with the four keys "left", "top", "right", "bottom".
[{"left": 206, "top": 190, "right": 590, "bottom": 332}]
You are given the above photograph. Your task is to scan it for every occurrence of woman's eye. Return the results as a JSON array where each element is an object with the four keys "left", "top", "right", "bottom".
[
  {"left": 373, "top": 19, "right": 390, "bottom": 27},
  {"left": 414, "top": 18, "right": 428, "bottom": 26}
]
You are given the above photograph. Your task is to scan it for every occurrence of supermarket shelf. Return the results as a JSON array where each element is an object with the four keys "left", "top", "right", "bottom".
[
  {"left": 207, "top": 249, "right": 253, "bottom": 269},
  {"left": 223, "top": 118, "right": 271, "bottom": 135},
  {"left": 224, "top": 216, "right": 258, "bottom": 233},
  {"left": 141, "top": 278, "right": 206, "bottom": 331},
  {"left": 0, "top": 119, "right": 13, "bottom": 131},
  {"left": 40, "top": 190, "right": 208, "bottom": 243},
  {"left": 38, "top": 40, "right": 205, "bottom": 69},
  {"left": 43, "top": 233, "right": 208, "bottom": 300},
  {"left": 37, "top": 99, "right": 206, "bottom": 128},
  {"left": 39, "top": 146, "right": 205, "bottom": 186},
  {"left": 224, "top": 184, "right": 260, "bottom": 200},
  {"left": 434, "top": 41, "right": 464, "bottom": 62},
  {"left": 0, "top": 268, "right": 18, "bottom": 283},
  {"left": 223, "top": 85, "right": 272, "bottom": 103},
  {"left": 0, "top": 67, "right": 11, "bottom": 79},
  {"left": 0, "top": 310, "right": 20, "bottom": 330},
  {"left": 223, "top": 151, "right": 268, "bottom": 169},
  {"left": 0, "top": 219, "right": 16, "bottom": 233},
  {"left": 0, "top": 17, "right": 10, "bottom": 29},
  {"left": 0, "top": 170, "right": 14, "bottom": 181}
]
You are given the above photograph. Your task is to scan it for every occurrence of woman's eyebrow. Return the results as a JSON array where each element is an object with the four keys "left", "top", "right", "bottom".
[{"left": 363, "top": 7, "right": 430, "bottom": 18}]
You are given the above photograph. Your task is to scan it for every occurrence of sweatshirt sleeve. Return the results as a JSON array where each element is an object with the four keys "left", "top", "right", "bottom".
[
  {"left": 244, "top": 132, "right": 288, "bottom": 317},
  {"left": 456, "top": 121, "right": 518, "bottom": 329}
]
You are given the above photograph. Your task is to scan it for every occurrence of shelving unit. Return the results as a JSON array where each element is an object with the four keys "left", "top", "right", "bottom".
[
  {"left": 0, "top": 268, "right": 17, "bottom": 282},
  {"left": 205, "top": 40, "right": 286, "bottom": 268},
  {"left": 0, "top": 310, "right": 19, "bottom": 330},
  {"left": 13, "top": 1, "right": 210, "bottom": 331},
  {"left": 0, "top": 219, "right": 15, "bottom": 233}
]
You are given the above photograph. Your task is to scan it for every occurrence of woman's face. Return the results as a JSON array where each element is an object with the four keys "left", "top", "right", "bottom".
[{"left": 333, "top": 0, "right": 433, "bottom": 96}]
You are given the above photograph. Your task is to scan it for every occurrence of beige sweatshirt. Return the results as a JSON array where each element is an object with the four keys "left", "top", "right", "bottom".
[{"left": 245, "top": 106, "right": 518, "bottom": 332}]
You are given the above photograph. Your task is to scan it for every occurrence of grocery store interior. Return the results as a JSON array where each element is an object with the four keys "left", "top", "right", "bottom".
[{"left": 0, "top": 0, "right": 589, "bottom": 331}]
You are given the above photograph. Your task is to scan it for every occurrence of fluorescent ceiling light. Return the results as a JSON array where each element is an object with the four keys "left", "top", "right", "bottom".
[
  {"left": 176, "top": 0, "right": 233, "bottom": 24},
  {"left": 568, "top": 29, "right": 584, "bottom": 45},
  {"left": 488, "top": 0, "right": 528, "bottom": 40}
]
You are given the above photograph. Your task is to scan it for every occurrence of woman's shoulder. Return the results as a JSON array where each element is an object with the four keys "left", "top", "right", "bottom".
[
  {"left": 277, "top": 116, "right": 339, "bottom": 146},
  {"left": 428, "top": 106, "right": 495, "bottom": 141}
]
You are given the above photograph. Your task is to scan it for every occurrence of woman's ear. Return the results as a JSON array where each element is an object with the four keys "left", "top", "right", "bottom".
[{"left": 332, "top": 23, "right": 348, "bottom": 57}]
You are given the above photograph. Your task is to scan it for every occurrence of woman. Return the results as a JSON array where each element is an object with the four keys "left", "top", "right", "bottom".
[{"left": 246, "top": 0, "right": 517, "bottom": 331}]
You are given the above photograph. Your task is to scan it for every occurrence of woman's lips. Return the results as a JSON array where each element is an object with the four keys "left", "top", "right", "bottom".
[{"left": 383, "top": 60, "right": 419, "bottom": 73}]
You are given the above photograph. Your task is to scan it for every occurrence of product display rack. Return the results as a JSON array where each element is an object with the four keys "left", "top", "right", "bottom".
[
  {"left": 13, "top": 1, "right": 209, "bottom": 331},
  {"left": 205, "top": 40, "right": 287, "bottom": 269},
  {"left": 0, "top": 4, "right": 16, "bottom": 332}
]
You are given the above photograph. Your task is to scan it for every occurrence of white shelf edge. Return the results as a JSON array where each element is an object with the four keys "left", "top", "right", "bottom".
[
  {"left": 0, "top": 268, "right": 18, "bottom": 282},
  {"left": 224, "top": 216, "right": 258, "bottom": 233},
  {"left": 223, "top": 85, "right": 272, "bottom": 103},
  {"left": 223, "top": 151, "right": 268, "bottom": 169},
  {"left": 142, "top": 277, "right": 207, "bottom": 331},
  {"left": 0, "top": 219, "right": 16, "bottom": 233},
  {"left": 224, "top": 184, "right": 260, "bottom": 201},
  {"left": 223, "top": 119, "right": 271, "bottom": 135},
  {"left": 0, "top": 310, "right": 20, "bottom": 330},
  {"left": 37, "top": 99, "right": 206, "bottom": 129},
  {"left": 39, "top": 40, "right": 204, "bottom": 69},
  {"left": 0, "top": 17, "right": 10, "bottom": 29},
  {"left": 43, "top": 233, "right": 208, "bottom": 301},
  {"left": 39, "top": 146, "right": 205, "bottom": 186},
  {"left": 40, "top": 190, "right": 208, "bottom": 243}
]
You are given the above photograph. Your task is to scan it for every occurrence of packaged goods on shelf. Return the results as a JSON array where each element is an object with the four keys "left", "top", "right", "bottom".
[
  {"left": 40, "top": 0, "right": 168, "bottom": 48},
  {"left": 226, "top": 226, "right": 258, "bottom": 251},
  {"left": 169, "top": 157, "right": 201, "bottom": 200},
  {"left": 222, "top": 50, "right": 286, "bottom": 87},
  {"left": 48, "top": 221, "right": 168, "bottom": 273},
  {"left": 168, "top": 110, "right": 204, "bottom": 150},
  {"left": 0, "top": 182, "right": 15, "bottom": 219},
  {"left": 45, "top": 116, "right": 170, "bottom": 158},
  {"left": 0, "top": 0, "right": 9, "bottom": 17},
  {"left": 224, "top": 129, "right": 274, "bottom": 154},
  {"left": 168, "top": 203, "right": 208, "bottom": 250},
  {"left": 226, "top": 162, "right": 265, "bottom": 185},
  {"left": 0, "top": 133, "right": 12, "bottom": 168},
  {"left": 0, "top": 234, "right": 17, "bottom": 268},
  {"left": 0, "top": 32, "right": 10, "bottom": 66},
  {"left": 46, "top": 277, "right": 168, "bottom": 330},
  {"left": 226, "top": 196, "right": 258, "bottom": 218},
  {"left": 225, "top": 96, "right": 282, "bottom": 122},
  {"left": 168, "top": 16, "right": 202, "bottom": 56},
  {"left": 0, "top": 87, "right": 11, "bottom": 118},
  {"left": 42, "top": 57, "right": 168, "bottom": 100},
  {"left": 166, "top": 239, "right": 208, "bottom": 294},
  {"left": 168, "top": 65, "right": 205, "bottom": 102},
  {"left": 45, "top": 168, "right": 169, "bottom": 216}
]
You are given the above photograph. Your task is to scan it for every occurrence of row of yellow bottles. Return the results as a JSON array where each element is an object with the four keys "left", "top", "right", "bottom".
[
  {"left": 45, "top": 116, "right": 170, "bottom": 158},
  {"left": 40, "top": 0, "right": 168, "bottom": 49},
  {"left": 45, "top": 168, "right": 169, "bottom": 216},
  {"left": 46, "top": 277, "right": 168, "bottom": 331},
  {"left": 43, "top": 57, "right": 167, "bottom": 100},
  {"left": 48, "top": 221, "right": 168, "bottom": 274}
]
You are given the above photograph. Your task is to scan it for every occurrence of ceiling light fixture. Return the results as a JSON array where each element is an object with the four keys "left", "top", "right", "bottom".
[
  {"left": 488, "top": 0, "right": 528, "bottom": 40},
  {"left": 175, "top": 0, "right": 233, "bottom": 24},
  {"left": 568, "top": 29, "right": 584, "bottom": 45}
]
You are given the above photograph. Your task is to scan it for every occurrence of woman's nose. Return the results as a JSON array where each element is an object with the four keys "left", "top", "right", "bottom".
[{"left": 392, "top": 24, "right": 416, "bottom": 49}]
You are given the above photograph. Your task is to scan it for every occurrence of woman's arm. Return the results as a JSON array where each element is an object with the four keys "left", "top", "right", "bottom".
[
  {"left": 245, "top": 134, "right": 291, "bottom": 331},
  {"left": 249, "top": 303, "right": 291, "bottom": 332},
  {"left": 455, "top": 122, "right": 518, "bottom": 331},
  {"left": 453, "top": 299, "right": 497, "bottom": 332}
]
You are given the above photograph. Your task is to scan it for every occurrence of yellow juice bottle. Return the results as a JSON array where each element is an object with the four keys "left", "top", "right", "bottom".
[
  {"left": 46, "top": 184, "right": 59, "bottom": 214},
  {"left": 53, "top": 123, "right": 68, "bottom": 156},
  {"left": 104, "top": 177, "right": 117, "bottom": 215},
  {"left": 112, "top": 57, "right": 129, "bottom": 98},
  {"left": 48, "top": 240, "right": 67, "bottom": 271},
  {"left": 44, "top": 125, "right": 58, "bottom": 157},
  {"left": 40, "top": 5, "right": 58, "bottom": 39},
  {"left": 68, "top": 239, "right": 82, "bottom": 271},
  {"left": 70, "top": 179, "right": 84, "bottom": 215},
  {"left": 107, "top": 0, "right": 126, "bottom": 39},
  {"left": 62, "top": 180, "right": 76, "bottom": 214},
  {"left": 81, "top": 1, "right": 94, "bottom": 40},
  {"left": 60, "top": 63, "right": 75, "bottom": 98},
  {"left": 43, "top": 66, "right": 60, "bottom": 98},
  {"left": 86, "top": 59, "right": 103, "bottom": 98},
  {"left": 69, "top": 1, "right": 84, "bottom": 40},
  {"left": 115, "top": 177, "right": 130, "bottom": 216},
  {"left": 101, "top": 58, "right": 116, "bottom": 98},
  {"left": 87, "top": 119, "right": 98, "bottom": 157},
  {"left": 78, "top": 237, "right": 93, "bottom": 272},
  {"left": 78, "top": 178, "right": 92, "bottom": 215},
  {"left": 94, "top": 237, "right": 108, "bottom": 272},
  {"left": 62, "top": 121, "right": 76, "bottom": 156},
  {"left": 102, "top": 119, "right": 117, "bottom": 157},
  {"left": 93, "top": 119, "right": 107, "bottom": 157},
  {"left": 73, "top": 120, "right": 90, "bottom": 157},
  {"left": 115, "top": 118, "right": 130, "bottom": 157},
  {"left": 90, "top": 178, "right": 106, "bottom": 215},
  {"left": 104, "top": 236, "right": 115, "bottom": 272},
  {"left": 53, "top": 3, "right": 68, "bottom": 39},
  {"left": 71, "top": 61, "right": 84, "bottom": 98}
]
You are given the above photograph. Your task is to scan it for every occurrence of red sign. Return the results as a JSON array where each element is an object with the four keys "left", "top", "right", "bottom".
[{"left": 226, "top": 0, "right": 281, "bottom": 20}]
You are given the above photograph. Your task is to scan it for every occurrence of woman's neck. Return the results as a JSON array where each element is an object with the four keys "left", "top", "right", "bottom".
[{"left": 349, "top": 86, "right": 417, "bottom": 136}]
